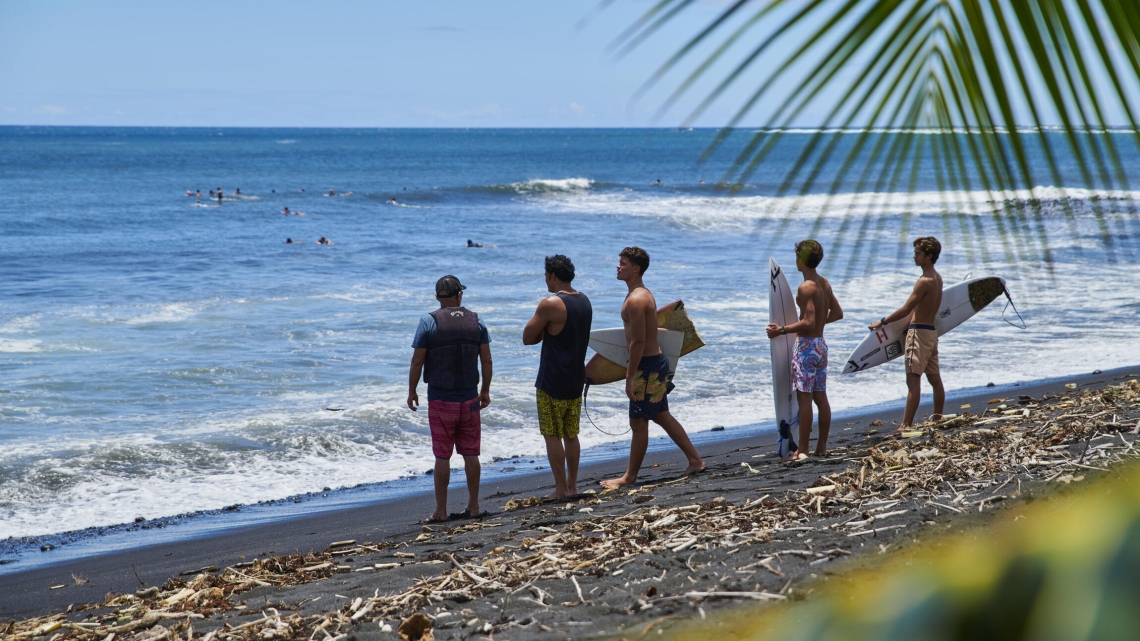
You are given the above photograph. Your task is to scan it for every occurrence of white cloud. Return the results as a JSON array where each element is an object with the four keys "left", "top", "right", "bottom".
[
  {"left": 4, "top": 107, "right": 16, "bottom": 113},
  {"left": 568, "top": 101, "right": 585, "bottom": 115},
  {"left": 36, "top": 105, "right": 68, "bottom": 115}
]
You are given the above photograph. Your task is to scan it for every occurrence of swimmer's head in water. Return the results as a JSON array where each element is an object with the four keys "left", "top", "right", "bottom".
[
  {"left": 286, "top": 238, "right": 292, "bottom": 243},
  {"left": 435, "top": 275, "right": 466, "bottom": 299}
]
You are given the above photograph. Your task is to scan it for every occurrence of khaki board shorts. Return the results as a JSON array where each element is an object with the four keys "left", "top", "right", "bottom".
[
  {"left": 904, "top": 327, "right": 940, "bottom": 376},
  {"left": 536, "top": 388, "right": 581, "bottom": 439}
]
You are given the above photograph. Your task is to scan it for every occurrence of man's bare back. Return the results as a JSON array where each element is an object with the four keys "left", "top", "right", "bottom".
[{"left": 796, "top": 276, "right": 837, "bottom": 338}]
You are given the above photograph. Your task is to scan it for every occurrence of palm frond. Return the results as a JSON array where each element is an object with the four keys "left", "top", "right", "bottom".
[{"left": 612, "top": 0, "right": 1140, "bottom": 270}]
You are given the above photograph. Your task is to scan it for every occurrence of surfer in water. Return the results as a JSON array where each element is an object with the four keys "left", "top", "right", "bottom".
[
  {"left": 869, "top": 236, "right": 944, "bottom": 434},
  {"left": 767, "top": 240, "right": 844, "bottom": 460},
  {"left": 523, "top": 254, "right": 593, "bottom": 498},
  {"left": 601, "top": 247, "right": 705, "bottom": 489}
]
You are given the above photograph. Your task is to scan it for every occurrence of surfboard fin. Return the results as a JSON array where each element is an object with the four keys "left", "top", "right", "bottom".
[{"left": 778, "top": 419, "right": 798, "bottom": 459}]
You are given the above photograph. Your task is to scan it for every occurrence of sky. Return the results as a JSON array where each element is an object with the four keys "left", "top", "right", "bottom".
[
  {"left": 0, "top": 0, "right": 768, "bottom": 128},
  {"left": 1, "top": 0, "right": 1133, "bottom": 128}
]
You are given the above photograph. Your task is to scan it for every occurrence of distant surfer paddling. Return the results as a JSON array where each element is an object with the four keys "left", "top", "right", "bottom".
[
  {"left": 408, "top": 275, "right": 493, "bottom": 523},
  {"left": 869, "top": 237, "right": 944, "bottom": 434},
  {"left": 766, "top": 240, "right": 843, "bottom": 460},
  {"left": 523, "top": 255, "right": 592, "bottom": 498},
  {"left": 601, "top": 247, "right": 705, "bottom": 489}
]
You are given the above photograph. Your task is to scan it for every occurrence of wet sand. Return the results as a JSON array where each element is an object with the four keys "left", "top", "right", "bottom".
[{"left": 3, "top": 365, "right": 1138, "bottom": 640}]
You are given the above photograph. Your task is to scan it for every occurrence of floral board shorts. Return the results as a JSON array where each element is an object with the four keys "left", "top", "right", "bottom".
[
  {"left": 536, "top": 388, "right": 581, "bottom": 439},
  {"left": 428, "top": 398, "right": 481, "bottom": 459},
  {"left": 629, "top": 352, "right": 672, "bottom": 420},
  {"left": 792, "top": 336, "right": 828, "bottom": 393}
]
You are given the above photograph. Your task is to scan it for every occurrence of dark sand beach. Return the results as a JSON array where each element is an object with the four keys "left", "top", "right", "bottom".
[{"left": 4, "top": 365, "right": 1139, "bottom": 641}]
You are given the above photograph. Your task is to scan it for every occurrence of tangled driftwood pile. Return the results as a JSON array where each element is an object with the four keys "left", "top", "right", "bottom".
[{"left": 7, "top": 380, "right": 1138, "bottom": 641}]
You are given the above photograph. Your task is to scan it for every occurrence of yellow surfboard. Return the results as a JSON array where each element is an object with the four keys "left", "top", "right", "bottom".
[{"left": 584, "top": 299, "right": 705, "bottom": 385}]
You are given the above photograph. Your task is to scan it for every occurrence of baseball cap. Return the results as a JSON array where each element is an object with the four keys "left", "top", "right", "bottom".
[{"left": 435, "top": 275, "right": 467, "bottom": 298}]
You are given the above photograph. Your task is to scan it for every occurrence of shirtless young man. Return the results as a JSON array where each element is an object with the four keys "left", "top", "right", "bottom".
[
  {"left": 766, "top": 240, "right": 843, "bottom": 459},
  {"left": 869, "top": 237, "right": 944, "bottom": 434},
  {"left": 600, "top": 247, "right": 705, "bottom": 489}
]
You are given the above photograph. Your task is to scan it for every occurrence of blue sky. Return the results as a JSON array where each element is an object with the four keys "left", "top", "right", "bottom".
[
  {"left": 3, "top": 1, "right": 1130, "bottom": 128},
  {"left": 0, "top": 0, "right": 774, "bottom": 127}
]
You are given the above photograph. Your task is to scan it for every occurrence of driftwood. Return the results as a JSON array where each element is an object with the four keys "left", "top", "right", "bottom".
[{"left": 8, "top": 380, "right": 1139, "bottom": 640}]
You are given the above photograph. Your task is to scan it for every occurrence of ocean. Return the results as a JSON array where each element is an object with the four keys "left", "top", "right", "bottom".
[{"left": 1, "top": 127, "right": 1138, "bottom": 557}]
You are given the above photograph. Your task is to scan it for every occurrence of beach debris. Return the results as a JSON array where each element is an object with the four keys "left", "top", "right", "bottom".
[
  {"left": 503, "top": 496, "right": 543, "bottom": 511},
  {"left": 397, "top": 613, "right": 434, "bottom": 641},
  {"left": 8, "top": 380, "right": 1138, "bottom": 641}
]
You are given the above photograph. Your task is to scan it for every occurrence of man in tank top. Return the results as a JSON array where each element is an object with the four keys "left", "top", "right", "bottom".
[
  {"left": 523, "top": 255, "right": 593, "bottom": 498},
  {"left": 408, "top": 275, "right": 493, "bottom": 523}
]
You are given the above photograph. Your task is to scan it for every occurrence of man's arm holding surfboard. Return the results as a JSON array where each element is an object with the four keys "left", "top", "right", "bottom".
[
  {"left": 868, "top": 279, "right": 928, "bottom": 330},
  {"left": 623, "top": 292, "right": 651, "bottom": 401},
  {"left": 522, "top": 296, "right": 565, "bottom": 345},
  {"left": 766, "top": 281, "right": 818, "bottom": 338}
]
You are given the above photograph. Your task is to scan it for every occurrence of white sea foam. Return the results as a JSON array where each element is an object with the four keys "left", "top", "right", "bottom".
[
  {"left": 121, "top": 302, "right": 205, "bottom": 325},
  {"left": 508, "top": 178, "right": 594, "bottom": 193},
  {"left": 0, "top": 338, "right": 42, "bottom": 353}
]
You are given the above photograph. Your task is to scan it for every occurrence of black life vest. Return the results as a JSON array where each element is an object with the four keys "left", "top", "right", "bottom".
[{"left": 424, "top": 306, "right": 481, "bottom": 390}]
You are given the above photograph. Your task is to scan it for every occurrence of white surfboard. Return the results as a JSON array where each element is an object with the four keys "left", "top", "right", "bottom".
[
  {"left": 769, "top": 258, "right": 799, "bottom": 457},
  {"left": 842, "top": 275, "right": 1009, "bottom": 374},
  {"left": 588, "top": 328, "right": 684, "bottom": 375}
]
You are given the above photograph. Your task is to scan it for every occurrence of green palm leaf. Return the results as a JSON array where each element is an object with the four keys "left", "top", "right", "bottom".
[{"left": 611, "top": 0, "right": 1140, "bottom": 271}]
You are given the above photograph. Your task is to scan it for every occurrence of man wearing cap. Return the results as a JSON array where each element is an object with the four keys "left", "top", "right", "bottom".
[{"left": 408, "top": 275, "right": 493, "bottom": 523}]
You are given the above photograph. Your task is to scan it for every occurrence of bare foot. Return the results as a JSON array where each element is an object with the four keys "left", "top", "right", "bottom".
[
  {"left": 813, "top": 449, "right": 828, "bottom": 457},
  {"left": 683, "top": 461, "right": 706, "bottom": 475},
  {"left": 424, "top": 512, "right": 448, "bottom": 524},
  {"left": 600, "top": 474, "right": 637, "bottom": 489},
  {"left": 888, "top": 425, "right": 909, "bottom": 437},
  {"left": 784, "top": 449, "right": 801, "bottom": 462}
]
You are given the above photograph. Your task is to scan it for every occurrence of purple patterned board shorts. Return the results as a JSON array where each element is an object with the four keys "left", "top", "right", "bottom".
[{"left": 792, "top": 336, "right": 828, "bottom": 393}]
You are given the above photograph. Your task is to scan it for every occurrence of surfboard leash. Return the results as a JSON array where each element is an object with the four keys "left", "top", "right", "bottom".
[
  {"left": 582, "top": 379, "right": 633, "bottom": 436},
  {"left": 1000, "top": 286, "right": 1027, "bottom": 329}
]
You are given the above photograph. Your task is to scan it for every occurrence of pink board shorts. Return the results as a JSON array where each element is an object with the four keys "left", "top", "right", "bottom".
[{"left": 429, "top": 398, "right": 481, "bottom": 458}]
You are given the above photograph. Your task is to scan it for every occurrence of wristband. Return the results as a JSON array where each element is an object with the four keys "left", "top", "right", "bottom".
[
  {"left": 780, "top": 326, "right": 786, "bottom": 335},
  {"left": 880, "top": 317, "right": 886, "bottom": 326}
]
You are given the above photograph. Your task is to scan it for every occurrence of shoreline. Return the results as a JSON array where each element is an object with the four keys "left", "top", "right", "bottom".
[
  {"left": 2, "top": 364, "right": 1122, "bottom": 574},
  {"left": 2, "top": 364, "right": 1136, "bottom": 620}
]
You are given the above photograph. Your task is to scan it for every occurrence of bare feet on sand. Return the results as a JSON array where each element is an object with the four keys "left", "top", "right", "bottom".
[
  {"left": 889, "top": 425, "right": 909, "bottom": 437},
  {"left": 684, "top": 461, "right": 707, "bottom": 475},
  {"left": 600, "top": 474, "right": 636, "bottom": 490}
]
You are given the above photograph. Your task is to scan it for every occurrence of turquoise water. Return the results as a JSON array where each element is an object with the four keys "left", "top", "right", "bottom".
[{"left": 1, "top": 126, "right": 1138, "bottom": 543}]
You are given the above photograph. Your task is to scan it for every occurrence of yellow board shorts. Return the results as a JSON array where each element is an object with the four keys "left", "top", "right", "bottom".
[
  {"left": 536, "top": 388, "right": 581, "bottom": 439},
  {"left": 904, "top": 326, "right": 940, "bottom": 376}
]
